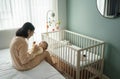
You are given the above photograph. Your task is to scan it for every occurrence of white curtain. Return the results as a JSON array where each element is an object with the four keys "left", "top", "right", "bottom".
[{"left": 0, "top": 0, "right": 58, "bottom": 48}]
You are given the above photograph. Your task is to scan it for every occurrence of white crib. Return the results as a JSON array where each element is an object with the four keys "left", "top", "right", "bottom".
[{"left": 42, "top": 30, "right": 105, "bottom": 79}]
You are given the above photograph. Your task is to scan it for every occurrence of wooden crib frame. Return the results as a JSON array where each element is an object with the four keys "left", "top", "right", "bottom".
[{"left": 42, "top": 30, "right": 105, "bottom": 79}]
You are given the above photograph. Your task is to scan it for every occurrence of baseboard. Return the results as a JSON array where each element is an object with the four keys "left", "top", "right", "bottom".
[{"left": 102, "top": 74, "right": 110, "bottom": 79}]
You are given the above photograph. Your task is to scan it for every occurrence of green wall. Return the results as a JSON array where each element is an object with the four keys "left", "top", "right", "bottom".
[
  {"left": 67, "top": 0, "right": 120, "bottom": 79},
  {"left": 58, "top": 0, "right": 67, "bottom": 29}
]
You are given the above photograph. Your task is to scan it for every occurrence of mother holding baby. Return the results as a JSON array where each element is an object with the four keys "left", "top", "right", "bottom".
[{"left": 10, "top": 22, "right": 53, "bottom": 71}]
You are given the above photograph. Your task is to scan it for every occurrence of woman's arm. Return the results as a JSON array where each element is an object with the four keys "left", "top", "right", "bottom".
[
  {"left": 17, "top": 40, "right": 39, "bottom": 64},
  {"left": 18, "top": 40, "right": 36, "bottom": 65}
]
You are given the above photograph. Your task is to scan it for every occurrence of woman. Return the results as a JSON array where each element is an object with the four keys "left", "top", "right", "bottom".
[{"left": 10, "top": 22, "right": 52, "bottom": 71}]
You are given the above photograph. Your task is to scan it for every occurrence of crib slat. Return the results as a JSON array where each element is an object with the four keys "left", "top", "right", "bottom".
[
  {"left": 70, "top": 49, "right": 72, "bottom": 77},
  {"left": 76, "top": 50, "right": 80, "bottom": 79}
]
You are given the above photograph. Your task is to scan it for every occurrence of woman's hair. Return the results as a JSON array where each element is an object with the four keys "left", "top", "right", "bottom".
[{"left": 16, "top": 22, "right": 35, "bottom": 38}]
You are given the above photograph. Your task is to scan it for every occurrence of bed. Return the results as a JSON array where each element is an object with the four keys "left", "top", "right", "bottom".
[
  {"left": 0, "top": 49, "right": 65, "bottom": 79},
  {"left": 42, "top": 30, "right": 105, "bottom": 79}
]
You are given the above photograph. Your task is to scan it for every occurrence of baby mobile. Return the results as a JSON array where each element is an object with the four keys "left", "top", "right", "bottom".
[{"left": 46, "top": 10, "right": 60, "bottom": 32}]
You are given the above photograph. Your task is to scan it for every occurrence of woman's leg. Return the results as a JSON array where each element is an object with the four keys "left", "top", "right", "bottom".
[
  {"left": 35, "top": 51, "right": 53, "bottom": 65},
  {"left": 22, "top": 51, "right": 53, "bottom": 70},
  {"left": 44, "top": 51, "right": 53, "bottom": 65}
]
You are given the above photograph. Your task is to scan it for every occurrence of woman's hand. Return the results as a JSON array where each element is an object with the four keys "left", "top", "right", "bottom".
[
  {"left": 32, "top": 45, "right": 41, "bottom": 57},
  {"left": 32, "top": 45, "right": 40, "bottom": 53}
]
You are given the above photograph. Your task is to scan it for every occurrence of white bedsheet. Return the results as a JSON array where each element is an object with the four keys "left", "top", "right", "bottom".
[
  {"left": 52, "top": 45, "right": 101, "bottom": 67},
  {"left": 0, "top": 49, "right": 65, "bottom": 79}
]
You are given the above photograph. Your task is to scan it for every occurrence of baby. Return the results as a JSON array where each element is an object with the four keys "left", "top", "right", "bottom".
[{"left": 32, "top": 41, "right": 48, "bottom": 55}]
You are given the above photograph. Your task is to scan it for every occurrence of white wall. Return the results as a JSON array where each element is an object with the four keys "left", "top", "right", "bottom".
[{"left": 0, "top": 29, "right": 17, "bottom": 49}]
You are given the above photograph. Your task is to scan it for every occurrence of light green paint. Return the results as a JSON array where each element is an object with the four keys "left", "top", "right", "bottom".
[
  {"left": 58, "top": 0, "right": 67, "bottom": 29},
  {"left": 67, "top": 0, "right": 120, "bottom": 79}
]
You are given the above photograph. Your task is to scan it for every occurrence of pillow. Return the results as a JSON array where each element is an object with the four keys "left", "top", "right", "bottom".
[
  {"left": 68, "top": 44, "right": 81, "bottom": 50},
  {"left": 49, "top": 40, "right": 70, "bottom": 49}
]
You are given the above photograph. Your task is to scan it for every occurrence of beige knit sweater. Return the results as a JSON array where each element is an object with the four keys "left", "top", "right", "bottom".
[{"left": 10, "top": 36, "right": 41, "bottom": 71}]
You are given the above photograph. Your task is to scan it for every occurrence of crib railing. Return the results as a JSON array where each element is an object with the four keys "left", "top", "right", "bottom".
[
  {"left": 41, "top": 30, "right": 105, "bottom": 79},
  {"left": 42, "top": 30, "right": 104, "bottom": 48}
]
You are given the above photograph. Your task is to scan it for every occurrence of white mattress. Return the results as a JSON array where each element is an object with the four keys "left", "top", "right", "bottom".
[
  {"left": 52, "top": 45, "right": 101, "bottom": 67},
  {"left": 0, "top": 49, "right": 65, "bottom": 79}
]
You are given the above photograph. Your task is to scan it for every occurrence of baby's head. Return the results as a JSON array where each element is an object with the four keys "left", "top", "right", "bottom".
[{"left": 39, "top": 41, "right": 48, "bottom": 51}]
